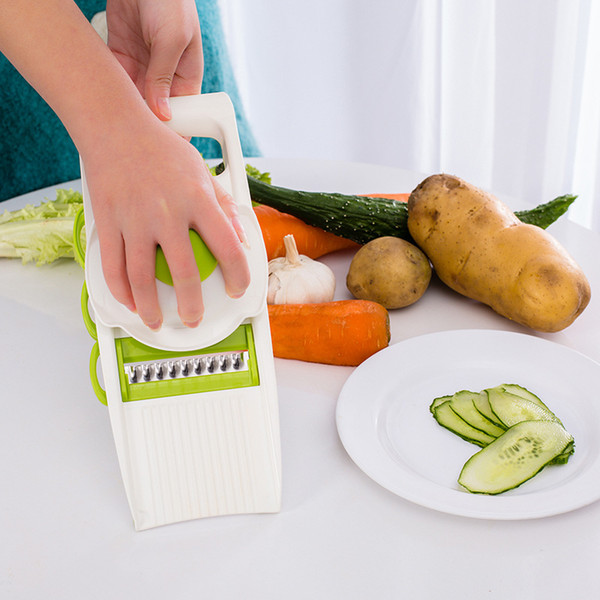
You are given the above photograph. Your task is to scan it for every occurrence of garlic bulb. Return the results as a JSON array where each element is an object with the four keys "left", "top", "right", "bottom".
[{"left": 267, "top": 234, "right": 336, "bottom": 304}]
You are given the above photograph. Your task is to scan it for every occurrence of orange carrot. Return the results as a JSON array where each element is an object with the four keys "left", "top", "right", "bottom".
[
  {"left": 268, "top": 300, "right": 390, "bottom": 366},
  {"left": 254, "top": 204, "right": 359, "bottom": 260}
]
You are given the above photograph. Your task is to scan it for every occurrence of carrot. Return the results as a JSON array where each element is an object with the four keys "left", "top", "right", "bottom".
[
  {"left": 254, "top": 204, "right": 359, "bottom": 260},
  {"left": 267, "top": 300, "right": 390, "bottom": 366}
]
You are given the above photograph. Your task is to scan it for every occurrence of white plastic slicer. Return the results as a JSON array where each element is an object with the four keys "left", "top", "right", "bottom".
[{"left": 76, "top": 93, "right": 282, "bottom": 530}]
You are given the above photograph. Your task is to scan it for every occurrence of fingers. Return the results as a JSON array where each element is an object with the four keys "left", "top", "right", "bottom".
[
  {"left": 193, "top": 177, "right": 251, "bottom": 300},
  {"left": 212, "top": 176, "right": 250, "bottom": 249},
  {"left": 122, "top": 234, "right": 163, "bottom": 331},
  {"left": 98, "top": 228, "right": 136, "bottom": 314},
  {"left": 157, "top": 233, "right": 205, "bottom": 328}
]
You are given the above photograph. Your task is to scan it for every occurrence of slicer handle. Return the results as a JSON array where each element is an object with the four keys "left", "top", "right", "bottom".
[
  {"left": 80, "top": 282, "right": 97, "bottom": 340},
  {"left": 73, "top": 206, "right": 86, "bottom": 266},
  {"left": 167, "top": 93, "right": 250, "bottom": 208},
  {"left": 89, "top": 342, "right": 107, "bottom": 406}
]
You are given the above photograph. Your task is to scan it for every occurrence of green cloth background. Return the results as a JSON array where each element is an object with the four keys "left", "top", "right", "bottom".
[{"left": 0, "top": 0, "right": 260, "bottom": 201}]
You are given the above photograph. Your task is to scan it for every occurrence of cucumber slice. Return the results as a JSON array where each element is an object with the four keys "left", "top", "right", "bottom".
[
  {"left": 430, "top": 395, "right": 452, "bottom": 414},
  {"left": 552, "top": 440, "right": 575, "bottom": 464},
  {"left": 449, "top": 391, "right": 506, "bottom": 438},
  {"left": 472, "top": 391, "right": 506, "bottom": 429},
  {"left": 489, "top": 384, "right": 557, "bottom": 417},
  {"left": 432, "top": 402, "right": 495, "bottom": 447},
  {"left": 458, "top": 420, "right": 574, "bottom": 494},
  {"left": 486, "top": 388, "right": 559, "bottom": 428}
]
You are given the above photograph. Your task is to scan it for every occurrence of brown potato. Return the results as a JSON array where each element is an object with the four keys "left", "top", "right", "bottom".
[
  {"left": 346, "top": 236, "right": 432, "bottom": 309},
  {"left": 407, "top": 174, "right": 591, "bottom": 332}
]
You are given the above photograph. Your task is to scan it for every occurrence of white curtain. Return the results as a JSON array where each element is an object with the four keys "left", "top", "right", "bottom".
[{"left": 218, "top": 0, "right": 600, "bottom": 232}]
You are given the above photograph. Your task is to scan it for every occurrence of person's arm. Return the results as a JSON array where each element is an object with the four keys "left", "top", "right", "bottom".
[{"left": 0, "top": 0, "right": 249, "bottom": 330}]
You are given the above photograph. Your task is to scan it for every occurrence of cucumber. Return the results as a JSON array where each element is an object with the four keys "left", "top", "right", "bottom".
[
  {"left": 486, "top": 388, "right": 574, "bottom": 465},
  {"left": 458, "top": 420, "right": 574, "bottom": 494},
  {"left": 449, "top": 391, "right": 506, "bottom": 438},
  {"left": 489, "top": 384, "right": 555, "bottom": 415},
  {"left": 485, "top": 388, "right": 560, "bottom": 427},
  {"left": 472, "top": 391, "right": 506, "bottom": 428},
  {"left": 432, "top": 402, "right": 496, "bottom": 447},
  {"left": 246, "top": 174, "right": 576, "bottom": 245},
  {"left": 430, "top": 395, "right": 452, "bottom": 414}
]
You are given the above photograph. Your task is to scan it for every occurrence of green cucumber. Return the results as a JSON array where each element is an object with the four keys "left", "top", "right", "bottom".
[
  {"left": 458, "top": 420, "right": 574, "bottom": 494},
  {"left": 246, "top": 174, "right": 576, "bottom": 246},
  {"left": 489, "top": 384, "right": 555, "bottom": 415},
  {"left": 430, "top": 395, "right": 452, "bottom": 414},
  {"left": 484, "top": 387, "right": 572, "bottom": 464},
  {"left": 432, "top": 402, "right": 496, "bottom": 447},
  {"left": 472, "top": 391, "right": 506, "bottom": 429},
  {"left": 485, "top": 388, "right": 560, "bottom": 428},
  {"left": 449, "top": 391, "right": 506, "bottom": 438}
]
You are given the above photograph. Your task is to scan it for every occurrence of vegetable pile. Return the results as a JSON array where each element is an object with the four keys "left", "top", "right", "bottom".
[
  {"left": 1, "top": 164, "right": 590, "bottom": 366},
  {"left": 431, "top": 384, "right": 574, "bottom": 494}
]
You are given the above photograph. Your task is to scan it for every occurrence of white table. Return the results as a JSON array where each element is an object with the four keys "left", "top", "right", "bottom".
[{"left": 2, "top": 158, "right": 599, "bottom": 599}]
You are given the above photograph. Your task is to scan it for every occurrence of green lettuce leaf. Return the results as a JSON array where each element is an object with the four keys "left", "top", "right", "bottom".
[{"left": 0, "top": 188, "right": 83, "bottom": 265}]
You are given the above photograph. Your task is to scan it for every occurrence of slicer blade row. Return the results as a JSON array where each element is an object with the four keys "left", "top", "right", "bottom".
[{"left": 125, "top": 351, "right": 249, "bottom": 384}]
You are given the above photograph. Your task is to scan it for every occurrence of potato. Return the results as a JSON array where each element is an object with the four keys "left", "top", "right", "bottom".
[
  {"left": 346, "top": 236, "right": 432, "bottom": 309},
  {"left": 407, "top": 174, "right": 591, "bottom": 332}
]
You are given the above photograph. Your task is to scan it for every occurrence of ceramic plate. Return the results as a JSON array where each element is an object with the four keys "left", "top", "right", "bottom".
[{"left": 336, "top": 329, "right": 600, "bottom": 519}]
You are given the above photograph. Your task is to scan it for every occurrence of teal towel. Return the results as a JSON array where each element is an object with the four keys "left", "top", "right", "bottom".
[{"left": 0, "top": 0, "right": 260, "bottom": 202}]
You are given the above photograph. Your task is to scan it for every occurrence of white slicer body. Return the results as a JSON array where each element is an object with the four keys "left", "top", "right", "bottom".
[{"left": 80, "top": 93, "right": 281, "bottom": 530}]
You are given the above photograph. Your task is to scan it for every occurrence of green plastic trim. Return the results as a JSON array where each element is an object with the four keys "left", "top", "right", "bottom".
[
  {"left": 155, "top": 230, "right": 217, "bottom": 286},
  {"left": 115, "top": 323, "right": 259, "bottom": 402},
  {"left": 73, "top": 207, "right": 86, "bottom": 267},
  {"left": 80, "top": 282, "right": 97, "bottom": 340},
  {"left": 89, "top": 342, "right": 107, "bottom": 406}
]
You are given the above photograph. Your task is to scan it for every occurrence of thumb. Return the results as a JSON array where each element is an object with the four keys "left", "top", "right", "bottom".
[{"left": 145, "top": 41, "right": 182, "bottom": 120}]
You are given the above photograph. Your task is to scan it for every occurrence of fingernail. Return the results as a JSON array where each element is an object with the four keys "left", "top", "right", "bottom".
[
  {"left": 232, "top": 215, "right": 250, "bottom": 249},
  {"left": 158, "top": 97, "right": 171, "bottom": 120},
  {"left": 183, "top": 316, "right": 202, "bottom": 328},
  {"left": 226, "top": 286, "right": 246, "bottom": 299},
  {"left": 146, "top": 319, "right": 162, "bottom": 331}
]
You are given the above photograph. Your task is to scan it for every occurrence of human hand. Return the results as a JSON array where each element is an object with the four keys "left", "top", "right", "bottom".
[
  {"left": 82, "top": 116, "right": 250, "bottom": 330},
  {"left": 105, "top": 0, "right": 203, "bottom": 120}
]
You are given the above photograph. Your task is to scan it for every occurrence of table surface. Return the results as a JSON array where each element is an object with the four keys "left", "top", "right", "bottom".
[{"left": 2, "top": 158, "right": 599, "bottom": 599}]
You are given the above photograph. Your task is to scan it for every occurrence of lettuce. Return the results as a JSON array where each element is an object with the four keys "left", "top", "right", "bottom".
[{"left": 0, "top": 188, "right": 84, "bottom": 265}]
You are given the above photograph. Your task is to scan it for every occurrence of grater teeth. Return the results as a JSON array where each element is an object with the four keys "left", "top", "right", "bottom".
[
  {"left": 127, "top": 365, "right": 138, "bottom": 384},
  {"left": 181, "top": 360, "right": 190, "bottom": 377},
  {"left": 123, "top": 351, "right": 250, "bottom": 385},
  {"left": 206, "top": 356, "right": 216, "bottom": 373},
  {"left": 156, "top": 363, "right": 164, "bottom": 380},
  {"left": 219, "top": 355, "right": 229, "bottom": 371},
  {"left": 167, "top": 361, "right": 177, "bottom": 378}
]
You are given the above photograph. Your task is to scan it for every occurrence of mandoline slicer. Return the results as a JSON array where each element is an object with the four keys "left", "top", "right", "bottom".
[{"left": 77, "top": 93, "right": 281, "bottom": 530}]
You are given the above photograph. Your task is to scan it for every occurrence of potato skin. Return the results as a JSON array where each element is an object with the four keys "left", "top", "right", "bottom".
[
  {"left": 346, "top": 236, "right": 431, "bottom": 309},
  {"left": 407, "top": 174, "right": 591, "bottom": 332}
]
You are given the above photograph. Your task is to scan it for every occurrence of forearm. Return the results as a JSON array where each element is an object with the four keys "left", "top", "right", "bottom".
[{"left": 0, "top": 0, "right": 155, "bottom": 155}]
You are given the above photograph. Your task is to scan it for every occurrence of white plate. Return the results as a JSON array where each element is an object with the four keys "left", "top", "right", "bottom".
[{"left": 336, "top": 329, "right": 600, "bottom": 520}]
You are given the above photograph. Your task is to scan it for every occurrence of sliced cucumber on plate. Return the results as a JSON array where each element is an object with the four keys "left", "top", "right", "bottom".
[
  {"left": 430, "top": 384, "right": 574, "bottom": 494},
  {"left": 458, "top": 420, "right": 573, "bottom": 494}
]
